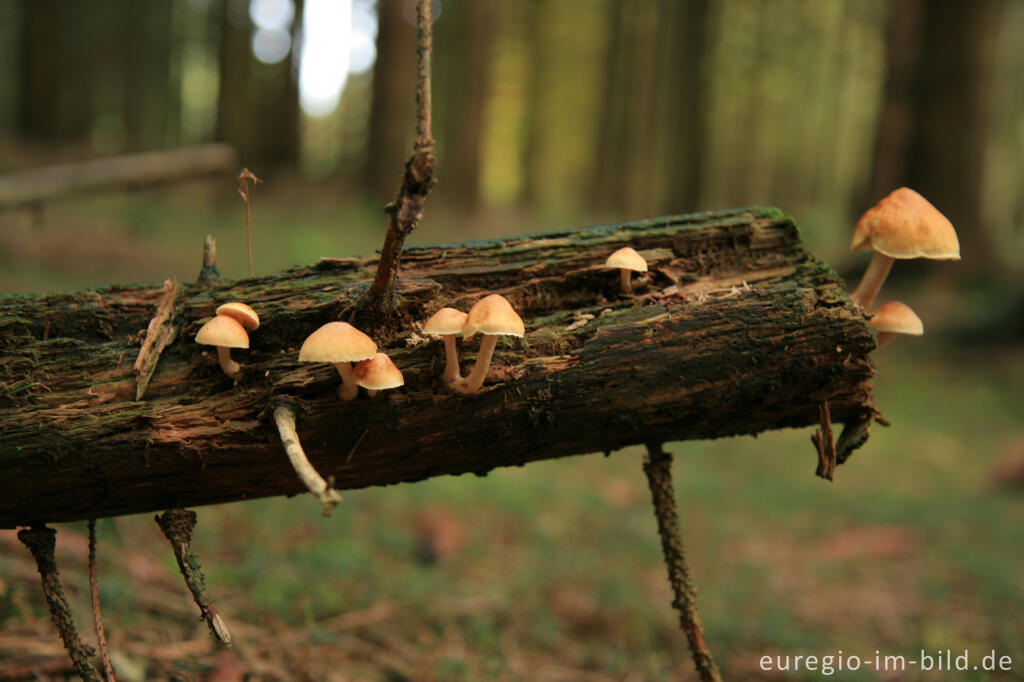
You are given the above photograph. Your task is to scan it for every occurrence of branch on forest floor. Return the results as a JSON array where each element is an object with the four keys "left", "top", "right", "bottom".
[
  {"left": 17, "top": 526, "right": 100, "bottom": 682},
  {"left": 88, "top": 520, "right": 116, "bottom": 682},
  {"left": 154, "top": 510, "right": 231, "bottom": 647},
  {"left": 642, "top": 444, "right": 722, "bottom": 682}
]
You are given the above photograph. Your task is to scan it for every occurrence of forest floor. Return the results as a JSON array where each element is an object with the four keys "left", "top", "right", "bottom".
[{"left": 1, "top": 185, "right": 1022, "bottom": 681}]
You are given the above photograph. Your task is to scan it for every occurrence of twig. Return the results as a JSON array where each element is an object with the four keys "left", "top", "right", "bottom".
[
  {"left": 366, "top": 0, "right": 436, "bottom": 321},
  {"left": 17, "top": 526, "right": 101, "bottom": 682},
  {"left": 198, "top": 234, "right": 220, "bottom": 283},
  {"left": 133, "top": 278, "right": 183, "bottom": 400},
  {"left": 642, "top": 444, "right": 722, "bottom": 682},
  {"left": 237, "top": 168, "right": 262, "bottom": 278},
  {"left": 154, "top": 509, "right": 232, "bottom": 647},
  {"left": 812, "top": 399, "right": 837, "bottom": 480},
  {"left": 273, "top": 404, "right": 344, "bottom": 515},
  {"left": 87, "top": 520, "right": 116, "bottom": 682}
]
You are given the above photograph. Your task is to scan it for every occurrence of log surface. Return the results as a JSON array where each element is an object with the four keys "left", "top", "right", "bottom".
[{"left": 0, "top": 207, "right": 876, "bottom": 527}]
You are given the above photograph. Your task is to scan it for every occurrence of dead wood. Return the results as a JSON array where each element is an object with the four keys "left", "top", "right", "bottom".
[{"left": 0, "top": 207, "right": 876, "bottom": 527}]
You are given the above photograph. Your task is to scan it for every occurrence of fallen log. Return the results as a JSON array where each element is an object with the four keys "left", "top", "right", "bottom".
[
  {"left": 0, "top": 144, "right": 236, "bottom": 209},
  {"left": 0, "top": 207, "right": 877, "bottom": 528}
]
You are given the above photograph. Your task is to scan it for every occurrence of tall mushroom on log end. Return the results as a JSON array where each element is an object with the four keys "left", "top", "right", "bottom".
[
  {"left": 299, "top": 322, "right": 377, "bottom": 400},
  {"left": 454, "top": 294, "right": 524, "bottom": 395},
  {"left": 849, "top": 187, "right": 960, "bottom": 310},
  {"left": 869, "top": 301, "right": 923, "bottom": 349},
  {"left": 422, "top": 307, "right": 468, "bottom": 382}
]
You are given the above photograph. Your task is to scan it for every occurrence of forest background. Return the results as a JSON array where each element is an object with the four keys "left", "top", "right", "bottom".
[{"left": 0, "top": 1, "right": 1022, "bottom": 680}]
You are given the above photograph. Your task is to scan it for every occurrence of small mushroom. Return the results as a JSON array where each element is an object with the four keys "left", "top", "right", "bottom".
[
  {"left": 354, "top": 352, "right": 405, "bottom": 397},
  {"left": 605, "top": 247, "right": 648, "bottom": 294},
  {"left": 422, "top": 307, "right": 469, "bottom": 382},
  {"left": 455, "top": 294, "right": 525, "bottom": 395},
  {"left": 216, "top": 302, "right": 260, "bottom": 331},
  {"left": 196, "top": 314, "right": 249, "bottom": 379},
  {"left": 850, "top": 187, "right": 960, "bottom": 310},
  {"left": 298, "top": 322, "right": 377, "bottom": 400},
  {"left": 868, "top": 301, "right": 923, "bottom": 349}
]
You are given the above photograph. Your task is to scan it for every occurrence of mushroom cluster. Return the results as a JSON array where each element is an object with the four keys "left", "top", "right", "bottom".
[
  {"left": 195, "top": 302, "right": 260, "bottom": 379},
  {"left": 849, "top": 187, "right": 960, "bottom": 350},
  {"left": 420, "top": 294, "right": 525, "bottom": 394}
]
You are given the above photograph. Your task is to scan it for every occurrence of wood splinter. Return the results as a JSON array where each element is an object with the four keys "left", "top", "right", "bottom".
[
  {"left": 812, "top": 399, "right": 838, "bottom": 481},
  {"left": 273, "top": 404, "right": 344, "bottom": 515},
  {"left": 132, "top": 278, "right": 183, "bottom": 400}
]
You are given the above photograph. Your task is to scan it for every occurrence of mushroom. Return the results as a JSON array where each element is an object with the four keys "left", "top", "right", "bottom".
[
  {"left": 849, "top": 187, "right": 960, "bottom": 310},
  {"left": 454, "top": 294, "right": 525, "bottom": 395},
  {"left": 216, "top": 302, "right": 260, "bottom": 331},
  {"left": 298, "top": 322, "right": 377, "bottom": 400},
  {"left": 605, "top": 247, "right": 648, "bottom": 294},
  {"left": 868, "top": 301, "right": 923, "bottom": 349},
  {"left": 354, "top": 352, "right": 405, "bottom": 397},
  {"left": 422, "top": 307, "right": 469, "bottom": 382},
  {"left": 195, "top": 314, "right": 249, "bottom": 379}
]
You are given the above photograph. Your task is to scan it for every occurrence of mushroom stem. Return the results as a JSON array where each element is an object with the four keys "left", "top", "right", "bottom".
[
  {"left": 620, "top": 268, "right": 633, "bottom": 294},
  {"left": 273, "top": 405, "right": 343, "bottom": 516},
  {"left": 454, "top": 335, "right": 499, "bottom": 394},
  {"left": 850, "top": 253, "right": 894, "bottom": 310},
  {"left": 875, "top": 331, "right": 896, "bottom": 349},
  {"left": 216, "top": 346, "right": 241, "bottom": 379},
  {"left": 442, "top": 334, "right": 461, "bottom": 382},
  {"left": 334, "top": 362, "right": 360, "bottom": 400}
]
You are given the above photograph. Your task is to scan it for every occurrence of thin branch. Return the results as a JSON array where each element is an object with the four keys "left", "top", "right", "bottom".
[
  {"left": 237, "top": 168, "right": 262, "bottom": 278},
  {"left": 88, "top": 520, "right": 116, "bottom": 682},
  {"left": 154, "top": 510, "right": 232, "bottom": 647},
  {"left": 17, "top": 526, "right": 101, "bottom": 682},
  {"left": 812, "top": 399, "right": 837, "bottom": 480},
  {"left": 642, "top": 444, "right": 722, "bottom": 682},
  {"left": 366, "top": 0, "right": 436, "bottom": 320},
  {"left": 273, "top": 404, "right": 344, "bottom": 515}
]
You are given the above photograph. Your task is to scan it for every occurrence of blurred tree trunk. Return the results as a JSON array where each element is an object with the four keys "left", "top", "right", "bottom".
[
  {"left": 435, "top": 0, "right": 498, "bottom": 212},
  {"left": 867, "top": 0, "right": 1001, "bottom": 269},
  {"left": 17, "top": 1, "right": 100, "bottom": 141},
  {"left": 590, "top": 0, "right": 630, "bottom": 215},
  {"left": 215, "top": 0, "right": 255, "bottom": 164},
  {"left": 365, "top": 0, "right": 417, "bottom": 198},
  {"left": 518, "top": 0, "right": 546, "bottom": 207},
  {"left": 658, "top": 0, "right": 710, "bottom": 215},
  {"left": 214, "top": 0, "right": 302, "bottom": 171},
  {"left": 122, "top": 0, "right": 179, "bottom": 149}
]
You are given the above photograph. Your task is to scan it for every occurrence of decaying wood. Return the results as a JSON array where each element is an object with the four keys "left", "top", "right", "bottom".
[
  {"left": 0, "top": 207, "right": 878, "bottom": 528},
  {"left": 0, "top": 144, "right": 236, "bottom": 209},
  {"left": 132, "top": 278, "right": 183, "bottom": 401}
]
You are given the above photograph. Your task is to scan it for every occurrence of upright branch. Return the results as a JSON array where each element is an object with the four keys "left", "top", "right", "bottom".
[
  {"left": 237, "top": 168, "right": 262, "bottom": 278},
  {"left": 154, "top": 509, "right": 232, "bottom": 647},
  {"left": 88, "top": 520, "right": 117, "bottom": 682},
  {"left": 17, "top": 526, "right": 101, "bottom": 682},
  {"left": 642, "top": 444, "right": 722, "bottom": 682},
  {"left": 198, "top": 234, "right": 220, "bottom": 283},
  {"left": 367, "top": 0, "right": 436, "bottom": 321}
]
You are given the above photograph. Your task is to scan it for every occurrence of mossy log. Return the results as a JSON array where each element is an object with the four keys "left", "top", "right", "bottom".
[{"left": 0, "top": 207, "right": 876, "bottom": 528}]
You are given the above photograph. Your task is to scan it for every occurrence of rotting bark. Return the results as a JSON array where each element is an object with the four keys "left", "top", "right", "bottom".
[{"left": 0, "top": 207, "right": 878, "bottom": 528}]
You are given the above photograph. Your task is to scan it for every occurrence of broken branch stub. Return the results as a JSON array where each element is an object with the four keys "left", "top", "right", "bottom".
[{"left": 0, "top": 207, "right": 877, "bottom": 527}]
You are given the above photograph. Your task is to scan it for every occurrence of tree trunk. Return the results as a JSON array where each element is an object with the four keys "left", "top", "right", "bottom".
[
  {"left": 365, "top": 0, "right": 417, "bottom": 197},
  {"left": 215, "top": 0, "right": 255, "bottom": 165},
  {"left": 0, "top": 207, "right": 877, "bottom": 528},
  {"left": 434, "top": 0, "right": 498, "bottom": 212},
  {"left": 659, "top": 0, "right": 711, "bottom": 215},
  {"left": 866, "top": 0, "right": 1001, "bottom": 269}
]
